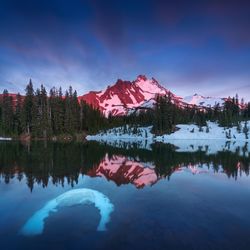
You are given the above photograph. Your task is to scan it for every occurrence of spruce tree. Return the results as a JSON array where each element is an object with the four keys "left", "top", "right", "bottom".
[
  {"left": 22, "top": 79, "right": 35, "bottom": 135},
  {"left": 64, "top": 89, "right": 71, "bottom": 133},
  {"left": 72, "top": 90, "right": 80, "bottom": 132},
  {"left": 14, "top": 93, "right": 22, "bottom": 135},
  {"left": 1, "top": 90, "right": 14, "bottom": 135},
  {"left": 243, "top": 121, "right": 249, "bottom": 139},
  {"left": 33, "top": 85, "right": 51, "bottom": 138}
]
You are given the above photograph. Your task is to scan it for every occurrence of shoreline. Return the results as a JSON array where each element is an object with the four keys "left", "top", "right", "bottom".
[
  {"left": 0, "top": 133, "right": 88, "bottom": 142},
  {"left": 87, "top": 121, "right": 250, "bottom": 143},
  {"left": 1, "top": 121, "right": 250, "bottom": 143}
]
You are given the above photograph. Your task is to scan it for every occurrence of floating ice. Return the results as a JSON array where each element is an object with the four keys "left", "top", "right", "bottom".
[{"left": 20, "top": 188, "right": 114, "bottom": 236}]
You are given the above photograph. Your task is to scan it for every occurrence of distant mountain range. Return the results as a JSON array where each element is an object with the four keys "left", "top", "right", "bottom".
[
  {"left": 1, "top": 75, "right": 227, "bottom": 117},
  {"left": 79, "top": 75, "right": 226, "bottom": 116}
]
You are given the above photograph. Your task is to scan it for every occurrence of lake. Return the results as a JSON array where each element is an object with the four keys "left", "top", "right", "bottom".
[{"left": 0, "top": 140, "right": 250, "bottom": 250}]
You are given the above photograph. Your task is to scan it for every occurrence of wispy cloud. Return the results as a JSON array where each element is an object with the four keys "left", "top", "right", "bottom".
[{"left": 0, "top": 0, "right": 249, "bottom": 99}]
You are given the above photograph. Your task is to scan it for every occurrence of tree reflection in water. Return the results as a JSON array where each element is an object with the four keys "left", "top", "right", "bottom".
[{"left": 0, "top": 141, "right": 249, "bottom": 191}]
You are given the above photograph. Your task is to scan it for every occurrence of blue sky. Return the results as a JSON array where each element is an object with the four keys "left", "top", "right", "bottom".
[{"left": 0, "top": 0, "right": 249, "bottom": 100}]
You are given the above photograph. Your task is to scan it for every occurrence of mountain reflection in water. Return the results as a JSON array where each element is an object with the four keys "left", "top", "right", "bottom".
[{"left": 0, "top": 141, "right": 249, "bottom": 190}]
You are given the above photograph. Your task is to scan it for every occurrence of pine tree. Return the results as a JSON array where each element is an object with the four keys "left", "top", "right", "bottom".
[
  {"left": 63, "top": 87, "right": 80, "bottom": 134},
  {"left": 58, "top": 87, "right": 65, "bottom": 133},
  {"left": 243, "top": 121, "right": 249, "bottom": 139},
  {"left": 64, "top": 89, "right": 71, "bottom": 133},
  {"left": 22, "top": 79, "right": 35, "bottom": 135},
  {"left": 49, "top": 87, "right": 65, "bottom": 135},
  {"left": 236, "top": 122, "right": 242, "bottom": 133},
  {"left": 247, "top": 102, "right": 250, "bottom": 118},
  {"left": 1, "top": 90, "right": 14, "bottom": 135},
  {"left": 72, "top": 90, "right": 80, "bottom": 132},
  {"left": 32, "top": 85, "right": 51, "bottom": 138},
  {"left": 206, "top": 126, "right": 209, "bottom": 133},
  {"left": 14, "top": 93, "right": 22, "bottom": 135}
]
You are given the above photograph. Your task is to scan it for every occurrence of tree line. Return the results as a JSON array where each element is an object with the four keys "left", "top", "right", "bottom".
[
  {"left": 0, "top": 80, "right": 250, "bottom": 138},
  {"left": 0, "top": 80, "right": 106, "bottom": 138},
  {"left": 0, "top": 141, "right": 249, "bottom": 191},
  {"left": 150, "top": 93, "right": 250, "bottom": 135},
  {"left": 107, "top": 93, "right": 250, "bottom": 135}
]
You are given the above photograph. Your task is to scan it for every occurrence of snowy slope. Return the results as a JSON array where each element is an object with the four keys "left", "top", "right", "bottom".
[
  {"left": 159, "top": 121, "right": 249, "bottom": 140},
  {"left": 183, "top": 94, "right": 224, "bottom": 107},
  {"left": 86, "top": 121, "right": 250, "bottom": 154},
  {"left": 0, "top": 76, "right": 232, "bottom": 118},
  {"left": 79, "top": 75, "right": 231, "bottom": 117},
  {"left": 87, "top": 121, "right": 250, "bottom": 141},
  {"left": 79, "top": 75, "right": 183, "bottom": 117}
]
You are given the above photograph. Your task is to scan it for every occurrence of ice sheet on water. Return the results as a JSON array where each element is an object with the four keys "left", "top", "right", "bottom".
[{"left": 20, "top": 188, "right": 114, "bottom": 236}]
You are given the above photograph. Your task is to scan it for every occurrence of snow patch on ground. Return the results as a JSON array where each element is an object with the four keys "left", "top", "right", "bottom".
[
  {"left": 160, "top": 121, "right": 250, "bottom": 141},
  {"left": 183, "top": 94, "right": 224, "bottom": 107},
  {"left": 86, "top": 121, "right": 250, "bottom": 154}
]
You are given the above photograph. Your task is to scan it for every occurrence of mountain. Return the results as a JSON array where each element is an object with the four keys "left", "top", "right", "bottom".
[
  {"left": 0, "top": 93, "right": 24, "bottom": 106},
  {"left": 79, "top": 75, "right": 229, "bottom": 117},
  {"left": 183, "top": 94, "right": 225, "bottom": 108},
  {"left": 0, "top": 75, "right": 229, "bottom": 117},
  {"left": 79, "top": 75, "right": 183, "bottom": 116}
]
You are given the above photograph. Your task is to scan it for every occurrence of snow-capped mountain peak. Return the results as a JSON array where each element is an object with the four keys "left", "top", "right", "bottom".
[
  {"left": 79, "top": 75, "right": 175, "bottom": 116},
  {"left": 183, "top": 94, "right": 224, "bottom": 108},
  {"left": 134, "top": 75, "right": 167, "bottom": 95},
  {"left": 79, "top": 75, "right": 228, "bottom": 116},
  {"left": 0, "top": 75, "right": 229, "bottom": 117}
]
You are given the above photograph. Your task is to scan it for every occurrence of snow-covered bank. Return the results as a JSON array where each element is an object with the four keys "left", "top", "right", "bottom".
[
  {"left": 0, "top": 137, "right": 12, "bottom": 141},
  {"left": 87, "top": 121, "right": 250, "bottom": 142},
  {"left": 86, "top": 121, "right": 250, "bottom": 154},
  {"left": 159, "top": 122, "right": 250, "bottom": 141},
  {"left": 87, "top": 126, "right": 154, "bottom": 141}
]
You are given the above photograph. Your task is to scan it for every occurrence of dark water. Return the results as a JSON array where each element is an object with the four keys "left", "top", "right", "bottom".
[{"left": 0, "top": 141, "right": 250, "bottom": 250}]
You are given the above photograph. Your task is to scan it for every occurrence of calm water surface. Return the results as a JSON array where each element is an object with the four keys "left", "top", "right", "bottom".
[{"left": 0, "top": 141, "right": 250, "bottom": 250}]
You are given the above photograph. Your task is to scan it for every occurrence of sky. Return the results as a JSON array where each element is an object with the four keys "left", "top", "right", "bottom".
[{"left": 0, "top": 0, "right": 250, "bottom": 100}]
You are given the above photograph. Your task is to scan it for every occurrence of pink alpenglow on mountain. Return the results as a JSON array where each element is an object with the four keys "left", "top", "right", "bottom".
[
  {"left": 79, "top": 75, "right": 227, "bottom": 117},
  {"left": 183, "top": 94, "right": 225, "bottom": 108},
  {"left": 0, "top": 75, "right": 228, "bottom": 117},
  {"left": 79, "top": 75, "right": 183, "bottom": 117},
  {"left": 0, "top": 75, "right": 229, "bottom": 117}
]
